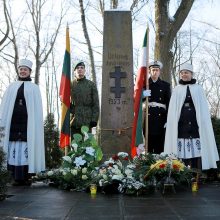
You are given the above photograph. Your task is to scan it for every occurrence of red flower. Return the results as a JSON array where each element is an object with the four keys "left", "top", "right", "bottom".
[
  {"left": 123, "top": 156, "right": 128, "bottom": 161},
  {"left": 159, "top": 164, "right": 166, "bottom": 169},
  {"left": 112, "top": 155, "right": 119, "bottom": 161},
  {"left": 173, "top": 164, "right": 180, "bottom": 170}
]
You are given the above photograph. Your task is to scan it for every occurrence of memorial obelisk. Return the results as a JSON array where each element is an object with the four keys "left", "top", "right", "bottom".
[{"left": 98, "top": 10, "right": 134, "bottom": 158}]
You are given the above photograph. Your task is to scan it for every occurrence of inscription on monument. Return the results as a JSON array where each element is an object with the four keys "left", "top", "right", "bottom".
[{"left": 106, "top": 52, "right": 130, "bottom": 67}]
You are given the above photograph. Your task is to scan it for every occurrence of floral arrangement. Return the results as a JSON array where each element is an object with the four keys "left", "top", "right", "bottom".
[
  {"left": 97, "top": 152, "right": 154, "bottom": 195},
  {"left": 34, "top": 131, "right": 193, "bottom": 195},
  {"left": 144, "top": 153, "right": 192, "bottom": 187},
  {"left": 41, "top": 126, "right": 103, "bottom": 191}
]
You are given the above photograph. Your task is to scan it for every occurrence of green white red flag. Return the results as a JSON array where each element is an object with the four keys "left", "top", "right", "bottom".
[
  {"left": 59, "top": 27, "right": 71, "bottom": 148},
  {"left": 131, "top": 29, "right": 148, "bottom": 157}
]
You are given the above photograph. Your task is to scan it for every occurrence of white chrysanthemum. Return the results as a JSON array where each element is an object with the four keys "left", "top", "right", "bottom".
[
  {"left": 83, "top": 132, "right": 89, "bottom": 141},
  {"left": 117, "top": 152, "right": 128, "bottom": 158},
  {"left": 82, "top": 167, "right": 87, "bottom": 174},
  {"left": 62, "top": 156, "right": 72, "bottom": 163},
  {"left": 125, "top": 169, "right": 133, "bottom": 176},
  {"left": 112, "top": 174, "right": 124, "bottom": 181},
  {"left": 86, "top": 147, "right": 95, "bottom": 156},
  {"left": 47, "top": 171, "right": 54, "bottom": 176},
  {"left": 113, "top": 164, "right": 119, "bottom": 169},
  {"left": 104, "top": 158, "right": 114, "bottom": 166},
  {"left": 112, "top": 168, "right": 122, "bottom": 175},
  {"left": 74, "top": 156, "right": 86, "bottom": 167},
  {"left": 72, "top": 143, "right": 78, "bottom": 152},
  {"left": 127, "top": 164, "right": 136, "bottom": 169},
  {"left": 82, "top": 175, "right": 88, "bottom": 180},
  {"left": 71, "top": 169, "right": 78, "bottom": 176},
  {"left": 132, "top": 181, "right": 145, "bottom": 190}
]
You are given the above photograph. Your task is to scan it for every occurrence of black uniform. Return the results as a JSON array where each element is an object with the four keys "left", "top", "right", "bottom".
[
  {"left": 177, "top": 79, "right": 201, "bottom": 169},
  {"left": 178, "top": 85, "right": 199, "bottom": 139},
  {"left": 143, "top": 77, "right": 171, "bottom": 153}
]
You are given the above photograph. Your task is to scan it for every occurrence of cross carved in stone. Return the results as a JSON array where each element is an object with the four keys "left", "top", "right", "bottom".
[{"left": 110, "top": 66, "right": 126, "bottom": 98}]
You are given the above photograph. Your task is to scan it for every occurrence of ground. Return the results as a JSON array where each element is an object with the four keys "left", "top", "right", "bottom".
[{"left": 0, "top": 181, "right": 220, "bottom": 219}]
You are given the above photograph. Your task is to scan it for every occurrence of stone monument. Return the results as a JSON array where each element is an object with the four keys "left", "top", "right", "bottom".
[{"left": 98, "top": 10, "right": 134, "bottom": 158}]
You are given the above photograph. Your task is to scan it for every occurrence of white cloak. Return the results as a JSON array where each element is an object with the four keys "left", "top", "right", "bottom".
[
  {"left": 0, "top": 81, "right": 45, "bottom": 173},
  {"left": 164, "top": 84, "right": 219, "bottom": 170}
]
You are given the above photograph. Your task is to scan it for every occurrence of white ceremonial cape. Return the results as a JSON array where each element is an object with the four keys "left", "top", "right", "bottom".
[
  {"left": 164, "top": 84, "right": 219, "bottom": 170},
  {"left": 0, "top": 81, "right": 45, "bottom": 173}
]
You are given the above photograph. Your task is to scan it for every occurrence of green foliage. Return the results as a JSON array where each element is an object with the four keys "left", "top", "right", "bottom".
[
  {"left": 210, "top": 117, "right": 220, "bottom": 173},
  {"left": 212, "top": 117, "right": 220, "bottom": 149},
  {"left": 0, "top": 127, "right": 11, "bottom": 200},
  {"left": 41, "top": 126, "right": 103, "bottom": 191},
  {"left": 44, "top": 113, "right": 63, "bottom": 169}
]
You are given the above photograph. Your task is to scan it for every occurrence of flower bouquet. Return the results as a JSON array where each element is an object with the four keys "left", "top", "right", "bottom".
[
  {"left": 144, "top": 153, "right": 192, "bottom": 190},
  {"left": 97, "top": 152, "right": 154, "bottom": 195},
  {"left": 44, "top": 126, "right": 103, "bottom": 191}
]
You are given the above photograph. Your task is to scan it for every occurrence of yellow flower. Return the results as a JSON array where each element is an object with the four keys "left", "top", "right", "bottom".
[{"left": 172, "top": 160, "right": 185, "bottom": 171}]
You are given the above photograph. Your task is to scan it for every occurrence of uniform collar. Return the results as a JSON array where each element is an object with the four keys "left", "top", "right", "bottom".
[
  {"left": 75, "top": 76, "right": 86, "bottom": 81},
  {"left": 149, "top": 77, "right": 161, "bottom": 84},
  {"left": 179, "top": 78, "right": 196, "bottom": 85},
  {"left": 18, "top": 76, "right": 32, "bottom": 81}
]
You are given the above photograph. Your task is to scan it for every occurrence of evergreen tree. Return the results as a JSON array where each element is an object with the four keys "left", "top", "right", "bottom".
[
  {"left": 44, "top": 113, "right": 63, "bottom": 169},
  {"left": 0, "top": 126, "right": 11, "bottom": 200}
]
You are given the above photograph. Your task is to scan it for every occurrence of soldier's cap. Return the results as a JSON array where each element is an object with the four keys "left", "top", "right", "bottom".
[
  {"left": 74, "top": 61, "right": 85, "bottom": 71},
  {"left": 149, "top": 60, "right": 163, "bottom": 69},
  {"left": 179, "top": 63, "right": 193, "bottom": 73}
]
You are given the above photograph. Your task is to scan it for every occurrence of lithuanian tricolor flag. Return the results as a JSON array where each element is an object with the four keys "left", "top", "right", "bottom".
[
  {"left": 131, "top": 29, "right": 149, "bottom": 157},
  {"left": 59, "top": 26, "right": 71, "bottom": 148}
]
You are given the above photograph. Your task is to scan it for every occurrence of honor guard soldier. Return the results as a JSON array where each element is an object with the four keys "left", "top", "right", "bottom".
[
  {"left": 70, "top": 61, "right": 99, "bottom": 136},
  {"left": 143, "top": 60, "right": 171, "bottom": 154}
]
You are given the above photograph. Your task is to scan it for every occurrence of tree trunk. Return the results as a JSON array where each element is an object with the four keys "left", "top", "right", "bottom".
[
  {"left": 0, "top": 0, "right": 10, "bottom": 47},
  {"left": 79, "top": 0, "right": 97, "bottom": 84},
  {"left": 154, "top": 0, "right": 194, "bottom": 83}
]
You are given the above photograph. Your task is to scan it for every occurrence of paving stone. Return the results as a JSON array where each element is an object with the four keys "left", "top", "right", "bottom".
[{"left": 0, "top": 182, "right": 220, "bottom": 220}]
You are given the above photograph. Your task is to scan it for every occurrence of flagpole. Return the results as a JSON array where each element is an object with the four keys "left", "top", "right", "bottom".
[{"left": 145, "top": 26, "right": 150, "bottom": 154}]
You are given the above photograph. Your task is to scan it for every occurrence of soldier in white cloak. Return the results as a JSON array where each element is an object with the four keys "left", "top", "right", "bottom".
[
  {"left": 0, "top": 59, "right": 45, "bottom": 185},
  {"left": 164, "top": 63, "right": 219, "bottom": 170}
]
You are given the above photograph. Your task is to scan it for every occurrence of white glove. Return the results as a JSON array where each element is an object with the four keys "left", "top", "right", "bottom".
[{"left": 143, "top": 89, "right": 151, "bottom": 97}]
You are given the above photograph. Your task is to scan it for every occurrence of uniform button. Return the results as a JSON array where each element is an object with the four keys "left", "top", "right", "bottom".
[
  {"left": 159, "top": 98, "right": 161, "bottom": 100},
  {"left": 188, "top": 108, "right": 191, "bottom": 111},
  {"left": 148, "top": 114, "right": 150, "bottom": 116},
  {"left": 159, "top": 114, "right": 161, "bottom": 116},
  {"left": 160, "top": 90, "right": 162, "bottom": 92},
  {"left": 189, "top": 122, "right": 191, "bottom": 124}
]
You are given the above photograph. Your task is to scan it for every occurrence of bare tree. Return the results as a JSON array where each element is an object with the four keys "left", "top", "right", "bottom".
[
  {"left": 0, "top": 0, "right": 10, "bottom": 47},
  {"left": 26, "top": 0, "right": 65, "bottom": 85},
  {"left": 154, "top": 0, "right": 194, "bottom": 83},
  {"left": 110, "top": 0, "right": 118, "bottom": 9},
  {"left": 79, "top": 0, "right": 97, "bottom": 84}
]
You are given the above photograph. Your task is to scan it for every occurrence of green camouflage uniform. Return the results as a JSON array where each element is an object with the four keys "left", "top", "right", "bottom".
[{"left": 70, "top": 76, "right": 99, "bottom": 135}]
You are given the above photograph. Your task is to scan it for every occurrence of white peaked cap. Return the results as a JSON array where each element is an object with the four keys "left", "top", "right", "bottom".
[
  {"left": 18, "top": 58, "right": 33, "bottom": 70},
  {"left": 149, "top": 60, "right": 163, "bottom": 69},
  {"left": 179, "top": 63, "right": 193, "bottom": 73}
]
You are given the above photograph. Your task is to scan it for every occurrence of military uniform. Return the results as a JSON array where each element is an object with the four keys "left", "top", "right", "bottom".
[
  {"left": 143, "top": 77, "right": 171, "bottom": 153},
  {"left": 70, "top": 76, "right": 99, "bottom": 136}
]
